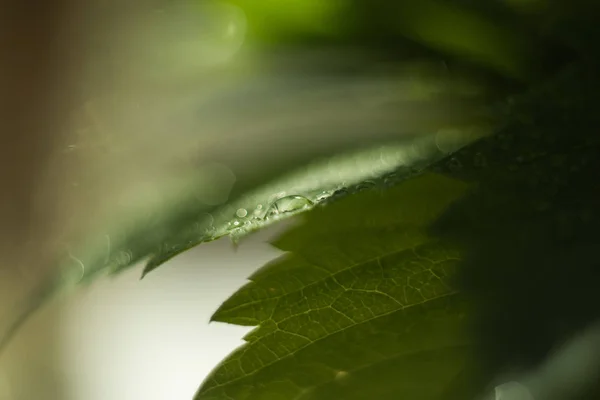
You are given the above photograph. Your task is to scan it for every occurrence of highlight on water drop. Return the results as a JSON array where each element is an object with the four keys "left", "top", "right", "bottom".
[{"left": 265, "top": 195, "right": 314, "bottom": 218}]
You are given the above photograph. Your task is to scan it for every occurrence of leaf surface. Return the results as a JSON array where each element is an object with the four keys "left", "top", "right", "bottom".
[
  {"left": 196, "top": 174, "right": 475, "bottom": 400},
  {"left": 0, "top": 66, "right": 487, "bottom": 352}
]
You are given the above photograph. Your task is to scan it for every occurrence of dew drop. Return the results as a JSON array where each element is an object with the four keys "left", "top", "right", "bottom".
[
  {"left": 355, "top": 180, "right": 376, "bottom": 191},
  {"left": 252, "top": 204, "right": 264, "bottom": 218},
  {"left": 265, "top": 195, "right": 313, "bottom": 218},
  {"left": 227, "top": 219, "right": 242, "bottom": 230},
  {"left": 229, "top": 227, "right": 245, "bottom": 244},
  {"left": 330, "top": 188, "right": 349, "bottom": 199},
  {"left": 195, "top": 213, "right": 216, "bottom": 238},
  {"left": 203, "top": 226, "right": 217, "bottom": 238},
  {"left": 277, "top": 195, "right": 313, "bottom": 212},
  {"left": 115, "top": 250, "right": 132, "bottom": 267},
  {"left": 264, "top": 205, "right": 278, "bottom": 218},
  {"left": 236, "top": 208, "right": 248, "bottom": 218}
]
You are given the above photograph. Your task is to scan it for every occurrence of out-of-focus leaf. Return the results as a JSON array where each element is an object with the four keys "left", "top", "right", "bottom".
[
  {"left": 386, "top": 0, "right": 536, "bottom": 79},
  {"left": 72, "top": 61, "right": 490, "bottom": 280},
  {"left": 0, "top": 60, "right": 490, "bottom": 353},
  {"left": 226, "top": 0, "right": 350, "bottom": 42},
  {"left": 142, "top": 127, "right": 488, "bottom": 276},
  {"left": 195, "top": 173, "right": 476, "bottom": 400},
  {"left": 428, "top": 62, "right": 600, "bottom": 379}
]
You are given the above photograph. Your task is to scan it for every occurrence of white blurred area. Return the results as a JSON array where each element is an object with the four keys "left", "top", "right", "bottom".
[
  {"left": 0, "top": 224, "right": 285, "bottom": 400},
  {"left": 58, "top": 227, "right": 284, "bottom": 400}
]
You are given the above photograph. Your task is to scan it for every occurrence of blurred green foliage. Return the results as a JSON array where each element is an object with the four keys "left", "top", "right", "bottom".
[{"left": 4, "top": 0, "right": 600, "bottom": 398}]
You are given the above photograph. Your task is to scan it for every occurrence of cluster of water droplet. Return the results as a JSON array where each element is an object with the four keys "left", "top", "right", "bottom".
[
  {"left": 219, "top": 163, "right": 432, "bottom": 242},
  {"left": 220, "top": 194, "right": 318, "bottom": 243},
  {"left": 226, "top": 194, "right": 316, "bottom": 232},
  {"left": 266, "top": 195, "right": 314, "bottom": 217}
]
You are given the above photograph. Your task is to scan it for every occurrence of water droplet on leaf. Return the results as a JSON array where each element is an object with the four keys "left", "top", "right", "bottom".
[
  {"left": 265, "top": 195, "right": 313, "bottom": 218},
  {"left": 114, "top": 250, "right": 132, "bottom": 267},
  {"left": 329, "top": 188, "right": 349, "bottom": 201},
  {"left": 236, "top": 208, "right": 247, "bottom": 218},
  {"left": 229, "top": 227, "right": 245, "bottom": 244},
  {"left": 277, "top": 195, "right": 313, "bottom": 212},
  {"left": 355, "top": 180, "right": 376, "bottom": 191},
  {"left": 227, "top": 219, "right": 242, "bottom": 230},
  {"left": 203, "top": 226, "right": 217, "bottom": 238},
  {"left": 251, "top": 204, "right": 265, "bottom": 219}
]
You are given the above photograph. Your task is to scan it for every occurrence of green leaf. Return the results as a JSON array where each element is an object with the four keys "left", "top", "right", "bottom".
[
  {"left": 195, "top": 60, "right": 600, "bottom": 400},
  {"left": 141, "top": 129, "right": 487, "bottom": 277},
  {"left": 195, "top": 173, "right": 476, "bottom": 400},
  {"left": 87, "top": 64, "right": 490, "bottom": 280},
  {"left": 227, "top": 0, "right": 350, "bottom": 42},
  {"left": 0, "top": 62, "right": 489, "bottom": 353},
  {"left": 385, "top": 0, "right": 537, "bottom": 79}
]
